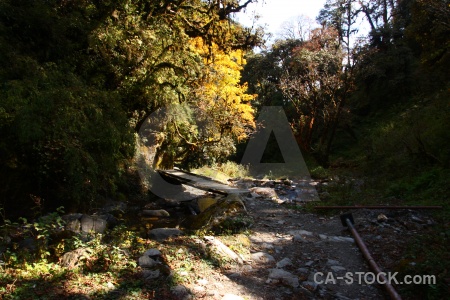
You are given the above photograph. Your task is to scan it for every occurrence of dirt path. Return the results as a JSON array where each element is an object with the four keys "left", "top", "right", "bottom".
[{"left": 177, "top": 196, "right": 386, "bottom": 299}]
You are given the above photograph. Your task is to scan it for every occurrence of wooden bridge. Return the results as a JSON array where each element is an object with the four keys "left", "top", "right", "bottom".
[{"left": 157, "top": 168, "right": 249, "bottom": 196}]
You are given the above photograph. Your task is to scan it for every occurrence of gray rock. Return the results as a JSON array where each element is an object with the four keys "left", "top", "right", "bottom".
[
  {"left": 261, "top": 242, "right": 274, "bottom": 249},
  {"left": 80, "top": 215, "right": 107, "bottom": 234},
  {"left": 328, "top": 236, "right": 354, "bottom": 243},
  {"left": 267, "top": 268, "right": 299, "bottom": 288},
  {"left": 301, "top": 281, "right": 318, "bottom": 291},
  {"left": 292, "top": 235, "right": 306, "bottom": 242},
  {"left": 144, "top": 248, "right": 162, "bottom": 257},
  {"left": 142, "top": 209, "right": 170, "bottom": 217},
  {"left": 304, "top": 261, "right": 314, "bottom": 267},
  {"left": 60, "top": 248, "right": 92, "bottom": 269},
  {"left": 326, "top": 259, "right": 340, "bottom": 266},
  {"left": 98, "top": 213, "right": 118, "bottom": 228},
  {"left": 148, "top": 228, "right": 183, "bottom": 241},
  {"left": 171, "top": 285, "right": 191, "bottom": 300},
  {"left": 250, "top": 252, "right": 275, "bottom": 264},
  {"left": 142, "top": 269, "right": 160, "bottom": 280},
  {"left": 288, "top": 229, "right": 314, "bottom": 236},
  {"left": 319, "top": 234, "right": 328, "bottom": 240},
  {"left": 138, "top": 255, "right": 157, "bottom": 268},
  {"left": 330, "top": 266, "right": 346, "bottom": 273},
  {"left": 276, "top": 258, "right": 293, "bottom": 269},
  {"left": 62, "top": 213, "right": 83, "bottom": 233}
]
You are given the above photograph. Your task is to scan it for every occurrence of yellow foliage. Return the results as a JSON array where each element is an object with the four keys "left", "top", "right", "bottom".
[{"left": 190, "top": 37, "right": 255, "bottom": 141}]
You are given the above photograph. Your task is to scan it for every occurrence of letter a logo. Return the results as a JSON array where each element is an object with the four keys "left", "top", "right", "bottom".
[{"left": 241, "top": 106, "right": 319, "bottom": 200}]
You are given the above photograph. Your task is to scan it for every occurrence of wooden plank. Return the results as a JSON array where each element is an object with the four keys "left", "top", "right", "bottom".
[{"left": 157, "top": 169, "right": 249, "bottom": 195}]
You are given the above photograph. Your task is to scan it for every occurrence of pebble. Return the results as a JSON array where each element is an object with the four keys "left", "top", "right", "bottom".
[
  {"left": 267, "top": 268, "right": 299, "bottom": 288},
  {"left": 276, "top": 258, "right": 293, "bottom": 269},
  {"left": 301, "top": 281, "right": 318, "bottom": 291},
  {"left": 304, "top": 261, "right": 314, "bottom": 267},
  {"left": 330, "top": 266, "right": 347, "bottom": 273},
  {"left": 251, "top": 252, "right": 275, "bottom": 264}
]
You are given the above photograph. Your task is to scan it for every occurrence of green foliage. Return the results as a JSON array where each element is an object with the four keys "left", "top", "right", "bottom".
[
  {"left": 397, "top": 226, "right": 450, "bottom": 299},
  {"left": 0, "top": 0, "right": 262, "bottom": 213}
]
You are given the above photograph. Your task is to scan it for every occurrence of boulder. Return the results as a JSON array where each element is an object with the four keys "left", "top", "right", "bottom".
[
  {"left": 80, "top": 215, "right": 107, "bottom": 234},
  {"left": 60, "top": 248, "right": 92, "bottom": 269},
  {"left": 62, "top": 213, "right": 83, "bottom": 233},
  {"left": 148, "top": 228, "right": 183, "bottom": 242},
  {"left": 141, "top": 209, "right": 170, "bottom": 217},
  {"left": 138, "top": 255, "right": 157, "bottom": 268},
  {"left": 182, "top": 194, "right": 248, "bottom": 232},
  {"left": 144, "top": 248, "right": 162, "bottom": 257}
]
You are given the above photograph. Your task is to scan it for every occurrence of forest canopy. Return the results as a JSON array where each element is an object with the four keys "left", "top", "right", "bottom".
[
  {"left": 0, "top": 0, "right": 448, "bottom": 217},
  {"left": 0, "top": 0, "right": 263, "bottom": 213}
]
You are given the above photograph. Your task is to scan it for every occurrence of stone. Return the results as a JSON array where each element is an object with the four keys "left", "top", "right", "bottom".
[
  {"left": 261, "top": 242, "right": 274, "bottom": 249},
  {"left": 377, "top": 213, "right": 388, "bottom": 222},
  {"left": 250, "top": 252, "right": 275, "bottom": 264},
  {"left": 196, "top": 279, "right": 208, "bottom": 285},
  {"left": 267, "top": 268, "right": 299, "bottom": 288},
  {"left": 249, "top": 187, "right": 278, "bottom": 199},
  {"left": 80, "top": 215, "right": 107, "bottom": 234},
  {"left": 330, "top": 266, "right": 346, "bottom": 273},
  {"left": 182, "top": 194, "right": 247, "bottom": 232},
  {"left": 144, "top": 248, "right": 162, "bottom": 257},
  {"left": 142, "top": 269, "right": 160, "bottom": 280},
  {"left": 276, "top": 258, "right": 293, "bottom": 269},
  {"left": 319, "top": 234, "right": 328, "bottom": 240},
  {"left": 148, "top": 228, "right": 183, "bottom": 242},
  {"left": 138, "top": 255, "right": 157, "bottom": 268},
  {"left": 141, "top": 209, "right": 170, "bottom": 217},
  {"left": 292, "top": 235, "right": 306, "bottom": 242},
  {"left": 106, "top": 281, "right": 115, "bottom": 290},
  {"left": 288, "top": 229, "right": 314, "bottom": 237},
  {"left": 62, "top": 213, "right": 83, "bottom": 233},
  {"left": 196, "top": 197, "right": 218, "bottom": 213},
  {"left": 98, "top": 213, "right": 118, "bottom": 228},
  {"left": 301, "top": 281, "right": 318, "bottom": 291},
  {"left": 304, "top": 261, "right": 314, "bottom": 267},
  {"left": 328, "top": 236, "right": 354, "bottom": 243},
  {"left": 204, "top": 236, "right": 243, "bottom": 264},
  {"left": 171, "top": 285, "right": 191, "bottom": 300},
  {"left": 60, "top": 248, "right": 92, "bottom": 269},
  {"left": 326, "top": 259, "right": 340, "bottom": 266}
]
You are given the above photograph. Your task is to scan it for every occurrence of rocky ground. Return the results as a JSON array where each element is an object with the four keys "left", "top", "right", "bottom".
[
  {"left": 1, "top": 177, "right": 438, "bottom": 299},
  {"left": 135, "top": 178, "right": 437, "bottom": 300}
]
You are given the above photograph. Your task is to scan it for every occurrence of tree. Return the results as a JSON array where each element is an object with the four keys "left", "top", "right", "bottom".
[
  {"left": 279, "top": 27, "right": 348, "bottom": 166},
  {"left": 278, "top": 15, "right": 316, "bottom": 41},
  {"left": 149, "top": 37, "right": 257, "bottom": 169},
  {"left": 317, "top": 0, "right": 358, "bottom": 65},
  {"left": 0, "top": 0, "right": 263, "bottom": 214}
]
